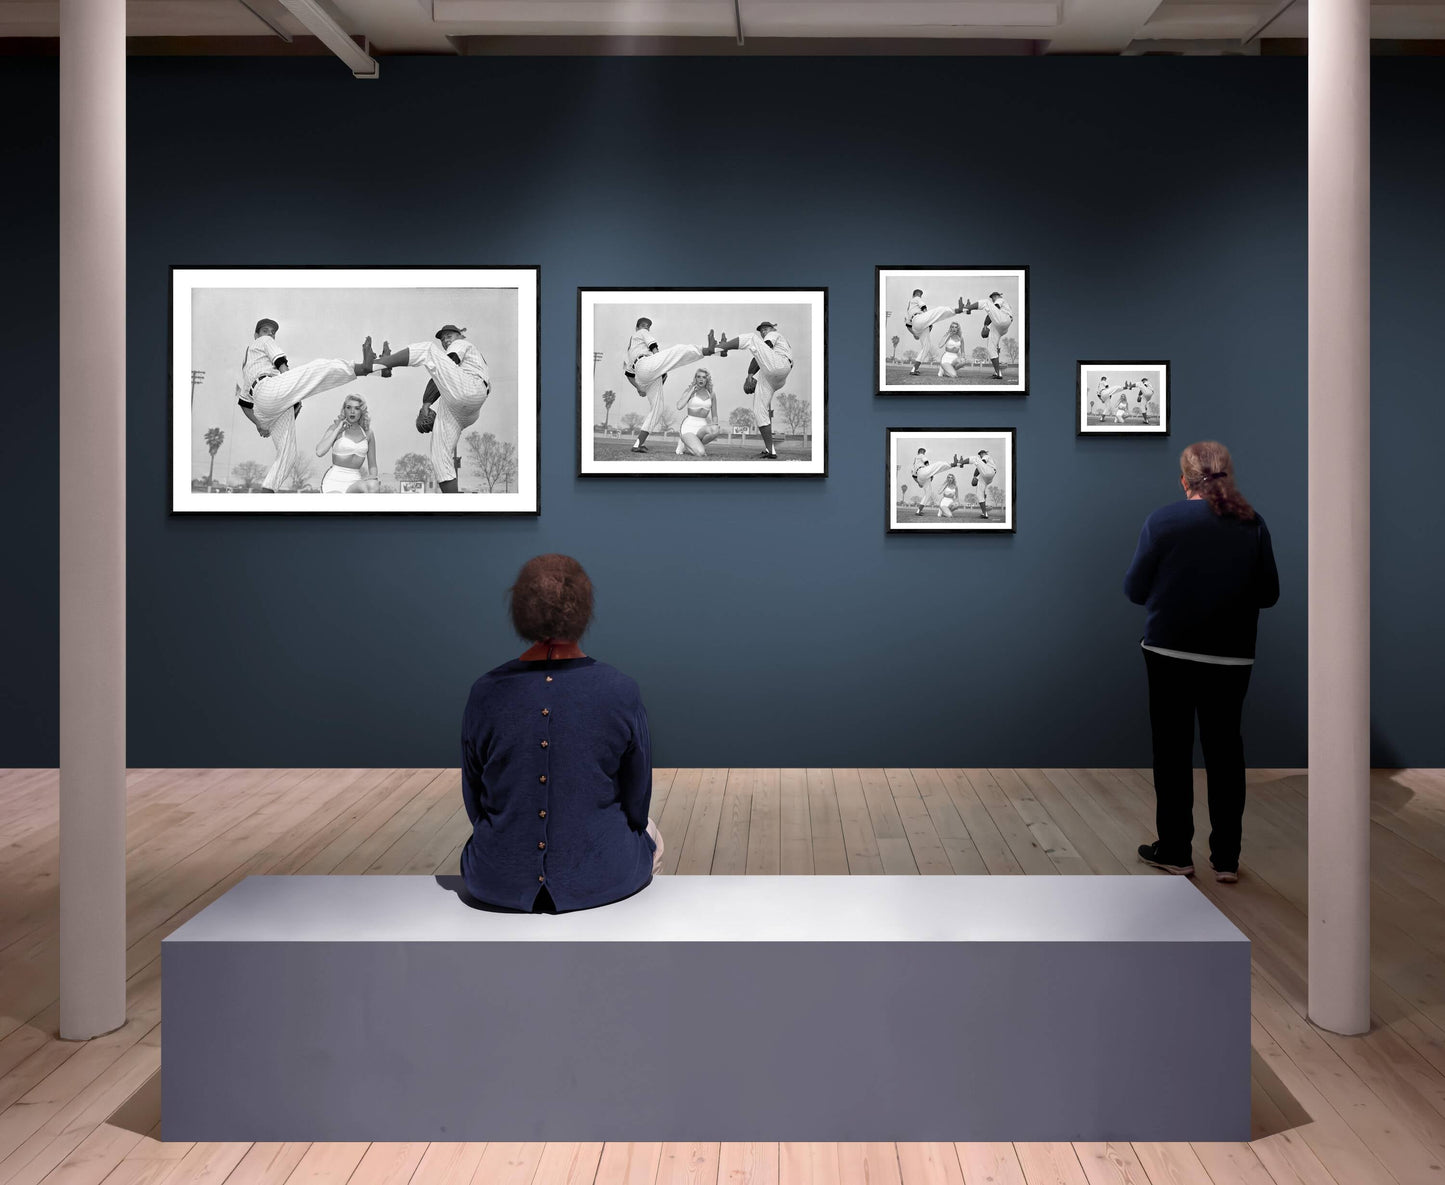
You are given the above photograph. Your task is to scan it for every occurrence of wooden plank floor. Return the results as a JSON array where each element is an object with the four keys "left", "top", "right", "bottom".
[{"left": 4, "top": 767, "right": 1445, "bottom": 1185}]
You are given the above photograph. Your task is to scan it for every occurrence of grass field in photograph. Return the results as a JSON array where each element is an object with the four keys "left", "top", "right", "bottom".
[
  {"left": 894, "top": 501, "right": 1002, "bottom": 523},
  {"left": 591, "top": 434, "right": 814, "bottom": 464},
  {"left": 1084, "top": 414, "right": 1161, "bottom": 427},
  {"left": 883, "top": 362, "right": 1019, "bottom": 388}
]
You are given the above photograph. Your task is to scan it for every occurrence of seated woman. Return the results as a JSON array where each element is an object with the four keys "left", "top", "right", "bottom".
[
  {"left": 460, "top": 554, "right": 663, "bottom": 912},
  {"left": 315, "top": 394, "right": 380, "bottom": 493}
]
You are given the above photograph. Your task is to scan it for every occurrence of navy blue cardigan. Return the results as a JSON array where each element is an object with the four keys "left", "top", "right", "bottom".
[
  {"left": 1124, "top": 499, "right": 1280, "bottom": 659},
  {"left": 460, "top": 656, "right": 655, "bottom": 912}
]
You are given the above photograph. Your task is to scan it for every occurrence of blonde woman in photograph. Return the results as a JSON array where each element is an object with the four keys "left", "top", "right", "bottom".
[
  {"left": 673, "top": 367, "right": 723, "bottom": 457},
  {"left": 937, "top": 321, "right": 966, "bottom": 378},
  {"left": 315, "top": 393, "right": 380, "bottom": 493}
]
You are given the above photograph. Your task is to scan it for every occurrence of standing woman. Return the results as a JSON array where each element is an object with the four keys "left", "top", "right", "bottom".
[
  {"left": 1124, "top": 441, "right": 1279, "bottom": 882},
  {"left": 674, "top": 367, "right": 723, "bottom": 457},
  {"left": 315, "top": 393, "right": 379, "bottom": 493}
]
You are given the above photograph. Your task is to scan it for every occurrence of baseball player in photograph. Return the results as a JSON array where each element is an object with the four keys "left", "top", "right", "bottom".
[
  {"left": 235, "top": 318, "right": 382, "bottom": 492},
  {"left": 1140, "top": 377, "right": 1159, "bottom": 421},
  {"left": 672, "top": 368, "right": 723, "bottom": 457},
  {"left": 715, "top": 321, "right": 794, "bottom": 459},
  {"left": 1088, "top": 376, "right": 1118, "bottom": 423},
  {"left": 965, "top": 291, "right": 1015, "bottom": 380},
  {"left": 372, "top": 325, "right": 490, "bottom": 493},
  {"left": 960, "top": 448, "right": 1000, "bottom": 520},
  {"left": 622, "top": 318, "right": 719, "bottom": 453},
  {"left": 908, "top": 446, "right": 964, "bottom": 516},
  {"left": 903, "top": 289, "right": 975, "bottom": 376}
]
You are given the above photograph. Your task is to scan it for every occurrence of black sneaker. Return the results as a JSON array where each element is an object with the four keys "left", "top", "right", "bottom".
[
  {"left": 1138, "top": 843, "right": 1194, "bottom": 876},
  {"left": 631, "top": 445, "right": 649, "bottom": 453}
]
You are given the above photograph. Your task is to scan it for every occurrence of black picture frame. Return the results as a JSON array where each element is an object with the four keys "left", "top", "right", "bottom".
[
  {"left": 885, "top": 426, "right": 1018, "bottom": 534},
  {"left": 169, "top": 264, "right": 542, "bottom": 515},
  {"left": 874, "top": 265, "right": 1030, "bottom": 397},
  {"left": 577, "top": 286, "right": 829, "bottom": 478},
  {"left": 1076, "top": 360, "right": 1172, "bottom": 437}
]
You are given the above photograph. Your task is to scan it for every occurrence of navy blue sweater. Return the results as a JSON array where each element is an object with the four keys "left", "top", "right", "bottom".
[
  {"left": 1124, "top": 499, "right": 1280, "bottom": 659},
  {"left": 460, "top": 656, "right": 655, "bottom": 912}
]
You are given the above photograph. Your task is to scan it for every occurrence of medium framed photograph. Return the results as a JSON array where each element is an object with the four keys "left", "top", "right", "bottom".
[
  {"left": 1077, "top": 361, "right": 1170, "bottom": 435},
  {"left": 578, "top": 287, "right": 827, "bottom": 476},
  {"left": 171, "top": 266, "right": 539, "bottom": 513},
  {"left": 876, "top": 266, "right": 1028, "bottom": 395},
  {"left": 887, "top": 427, "right": 1016, "bottom": 533}
]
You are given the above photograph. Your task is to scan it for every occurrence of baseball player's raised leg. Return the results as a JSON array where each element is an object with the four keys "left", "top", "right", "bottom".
[
  {"left": 632, "top": 344, "right": 707, "bottom": 389},
  {"left": 250, "top": 357, "right": 365, "bottom": 425}
]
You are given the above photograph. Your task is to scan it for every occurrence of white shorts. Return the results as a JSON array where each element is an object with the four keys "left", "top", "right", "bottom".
[
  {"left": 679, "top": 415, "right": 711, "bottom": 438},
  {"left": 321, "top": 464, "right": 365, "bottom": 493}
]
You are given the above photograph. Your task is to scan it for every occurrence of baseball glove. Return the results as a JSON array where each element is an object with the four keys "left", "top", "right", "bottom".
[
  {"left": 981, "top": 315, "right": 991, "bottom": 339},
  {"left": 971, "top": 474, "right": 979, "bottom": 487},
  {"left": 416, "top": 405, "right": 436, "bottom": 434},
  {"left": 743, "top": 375, "right": 758, "bottom": 395}
]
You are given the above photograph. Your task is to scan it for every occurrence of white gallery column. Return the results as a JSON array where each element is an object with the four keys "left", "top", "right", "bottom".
[
  {"left": 1308, "top": 0, "right": 1371, "bottom": 1036},
  {"left": 59, "top": 0, "right": 127, "bottom": 1040}
]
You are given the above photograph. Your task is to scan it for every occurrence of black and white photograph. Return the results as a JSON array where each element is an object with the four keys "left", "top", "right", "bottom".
[
  {"left": 887, "top": 428, "right": 1016, "bottom": 533},
  {"left": 171, "top": 267, "right": 539, "bottom": 513},
  {"left": 1077, "top": 361, "right": 1170, "bottom": 436},
  {"left": 876, "top": 266, "right": 1028, "bottom": 395},
  {"left": 578, "top": 288, "right": 827, "bottom": 476}
]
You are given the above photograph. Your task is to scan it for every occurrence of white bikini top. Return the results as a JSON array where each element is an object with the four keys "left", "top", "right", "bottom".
[
  {"left": 686, "top": 393, "right": 712, "bottom": 416},
  {"left": 334, "top": 432, "right": 369, "bottom": 458}
]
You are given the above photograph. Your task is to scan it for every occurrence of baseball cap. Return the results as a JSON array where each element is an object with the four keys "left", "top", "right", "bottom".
[
  {"left": 987, "top": 291, "right": 1002, "bottom": 299},
  {"left": 756, "top": 320, "right": 777, "bottom": 334},
  {"left": 255, "top": 318, "right": 279, "bottom": 334},
  {"left": 435, "top": 324, "right": 466, "bottom": 339}
]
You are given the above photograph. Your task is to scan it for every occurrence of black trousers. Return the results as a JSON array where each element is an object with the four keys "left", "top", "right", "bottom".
[{"left": 1143, "top": 649, "right": 1253, "bottom": 870}]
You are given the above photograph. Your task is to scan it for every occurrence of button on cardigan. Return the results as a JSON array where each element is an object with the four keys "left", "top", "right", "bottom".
[{"left": 460, "top": 656, "right": 655, "bottom": 913}]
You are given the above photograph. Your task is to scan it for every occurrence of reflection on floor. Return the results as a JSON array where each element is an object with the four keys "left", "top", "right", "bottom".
[{"left": 2, "top": 766, "right": 1443, "bottom": 1185}]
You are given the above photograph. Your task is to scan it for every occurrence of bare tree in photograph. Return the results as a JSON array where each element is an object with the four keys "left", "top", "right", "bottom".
[
  {"left": 972, "top": 345, "right": 990, "bottom": 368},
  {"left": 730, "top": 407, "right": 756, "bottom": 434},
  {"left": 203, "top": 427, "right": 225, "bottom": 487},
  {"left": 619, "top": 411, "right": 645, "bottom": 435},
  {"left": 601, "top": 389, "right": 616, "bottom": 430},
  {"left": 393, "top": 452, "right": 433, "bottom": 486},
  {"left": 231, "top": 459, "right": 267, "bottom": 491},
  {"left": 464, "top": 431, "right": 520, "bottom": 493},
  {"left": 776, "top": 392, "right": 811, "bottom": 439},
  {"left": 1001, "top": 336, "right": 1020, "bottom": 366}
]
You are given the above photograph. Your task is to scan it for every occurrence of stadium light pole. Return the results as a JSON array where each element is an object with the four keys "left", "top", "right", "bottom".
[{"left": 1308, "top": 0, "right": 1371, "bottom": 1036}]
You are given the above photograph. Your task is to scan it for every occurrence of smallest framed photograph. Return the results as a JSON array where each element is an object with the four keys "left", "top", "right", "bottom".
[
  {"left": 1077, "top": 361, "right": 1170, "bottom": 436},
  {"left": 887, "top": 427, "right": 1016, "bottom": 533}
]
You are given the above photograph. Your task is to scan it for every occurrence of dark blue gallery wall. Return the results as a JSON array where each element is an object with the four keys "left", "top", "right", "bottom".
[
  {"left": 3, "top": 55, "right": 1440, "bottom": 768},
  {"left": 1, "top": 60, "right": 60, "bottom": 767}
]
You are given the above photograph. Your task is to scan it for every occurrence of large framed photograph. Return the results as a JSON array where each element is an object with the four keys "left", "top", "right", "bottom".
[
  {"left": 1077, "top": 361, "right": 1170, "bottom": 436},
  {"left": 578, "top": 288, "right": 827, "bottom": 476},
  {"left": 876, "top": 266, "right": 1028, "bottom": 395},
  {"left": 887, "top": 427, "right": 1016, "bottom": 533},
  {"left": 171, "top": 266, "right": 539, "bottom": 513}
]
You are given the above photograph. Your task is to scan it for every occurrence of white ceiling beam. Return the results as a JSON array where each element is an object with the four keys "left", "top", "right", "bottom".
[
  {"left": 430, "top": 1, "right": 1061, "bottom": 35},
  {"left": 274, "top": 0, "right": 378, "bottom": 75},
  {"left": 1045, "top": 0, "right": 1166, "bottom": 50}
]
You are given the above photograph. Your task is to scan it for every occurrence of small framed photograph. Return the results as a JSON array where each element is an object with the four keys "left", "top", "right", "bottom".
[
  {"left": 876, "top": 266, "right": 1028, "bottom": 395},
  {"left": 1077, "top": 361, "right": 1170, "bottom": 436},
  {"left": 887, "top": 428, "right": 1016, "bottom": 533},
  {"left": 578, "top": 288, "right": 827, "bottom": 476},
  {"left": 171, "top": 266, "right": 539, "bottom": 514}
]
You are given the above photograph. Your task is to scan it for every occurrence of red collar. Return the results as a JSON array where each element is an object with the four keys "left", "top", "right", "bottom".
[{"left": 519, "top": 639, "right": 587, "bottom": 662}]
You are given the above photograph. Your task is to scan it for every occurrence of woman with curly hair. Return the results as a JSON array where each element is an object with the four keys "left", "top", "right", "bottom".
[
  {"left": 315, "top": 393, "right": 379, "bottom": 493},
  {"left": 458, "top": 555, "right": 662, "bottom": 913},
  {"left": 1125, "top": 441, "right": 1279, "bottom": 883},
  {"left": 673, "top": 367, "right": 723, "bottom": 457}
]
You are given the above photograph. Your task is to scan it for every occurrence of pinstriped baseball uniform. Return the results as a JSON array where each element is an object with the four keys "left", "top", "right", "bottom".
[
  {"left": 405, "top": 338, "right": 490, "bottom": 482},
  {"left": 735, "top": 329, "right": 793, "bottom": 428},
  {"left": 980, "top": 296, "right": 1015, "bottom": 361},
  {"left": 910, "top": 451, "right": 953, "bottom": 508},
  {"left": 905, "top": 298, "right": 963, "bottom": 366},
  {"left": 626, "top": 329, "right": 705, "bottom": 434},
  {"left": 238, "top": 334, "right": 361, "bottom": 491}
]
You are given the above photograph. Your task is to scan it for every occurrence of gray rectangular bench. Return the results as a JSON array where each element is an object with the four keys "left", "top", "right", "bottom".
[{"left": 162, "top": 874, "right": 1249, "bottom": 1142}]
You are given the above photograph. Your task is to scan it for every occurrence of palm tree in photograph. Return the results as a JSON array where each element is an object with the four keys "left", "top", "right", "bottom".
[
  {"left": 891, "top": 335, "right": 899, "bottom": 362},
  {"left": 204, "top": 427, "right": 225, "bottom": 487},
  {"left": 602, "top": 389, "right": 616, "bottom": 429}
]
